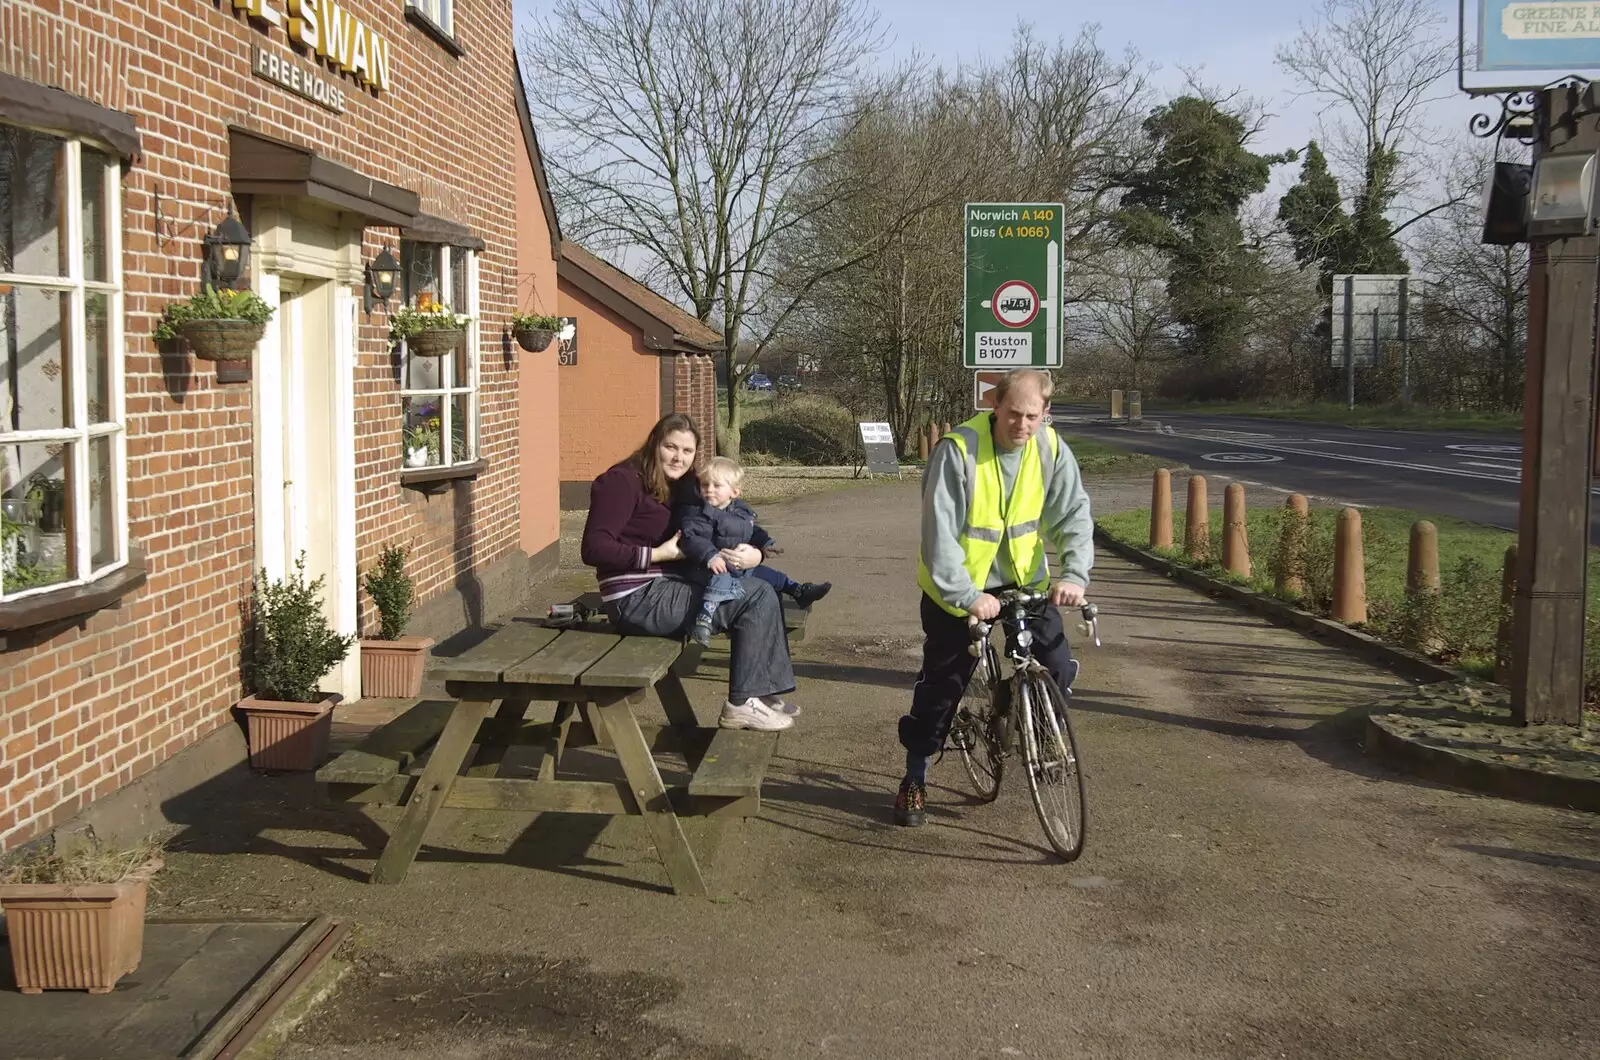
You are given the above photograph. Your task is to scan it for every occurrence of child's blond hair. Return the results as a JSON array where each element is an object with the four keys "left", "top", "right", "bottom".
[{"left": 702, "top": 456, "right": 745, "bottom": 489}]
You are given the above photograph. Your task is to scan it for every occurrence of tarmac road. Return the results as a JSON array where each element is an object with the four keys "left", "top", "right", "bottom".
[{"left": 1054, "top": 407, "right": 1600, "bottom": 544}]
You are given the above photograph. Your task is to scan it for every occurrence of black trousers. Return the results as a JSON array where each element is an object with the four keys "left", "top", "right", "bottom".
[{"left": 898, "top": 591, "right": 1078, "bottom": 758}]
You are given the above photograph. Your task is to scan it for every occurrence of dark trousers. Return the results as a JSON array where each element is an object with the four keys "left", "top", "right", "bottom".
[
  {"left": 748, "top": 565, "right": 790, "bottom": 591},
  {"left": 898, "top": 591, "right": 1078, "bottom": 758}
]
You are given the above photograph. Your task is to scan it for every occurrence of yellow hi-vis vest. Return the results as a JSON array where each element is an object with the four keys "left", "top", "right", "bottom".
[{"left": 916, "top": 413, "right": 1060, "bottom": 616}]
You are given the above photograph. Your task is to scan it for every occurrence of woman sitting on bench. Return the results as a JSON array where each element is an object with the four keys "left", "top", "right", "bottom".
[{"left": 580, "top": 412, "right": 799, "bottom": 733}]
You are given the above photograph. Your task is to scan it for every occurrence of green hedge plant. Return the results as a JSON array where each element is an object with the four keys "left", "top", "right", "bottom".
[
  {"left": 249, "top": 554, "right": 356, "bottom": 703},
  {"left": 363, "top": 544, "right": 415, "bottom": 642}
]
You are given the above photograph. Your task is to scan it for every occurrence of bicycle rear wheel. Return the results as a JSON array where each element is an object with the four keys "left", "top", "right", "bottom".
[
  {"left": 951, "top": 645, "right": 1003, "bottom": 801},
  {"left": 1018, "top": 671, "right": 1087, "bottom": 861}
]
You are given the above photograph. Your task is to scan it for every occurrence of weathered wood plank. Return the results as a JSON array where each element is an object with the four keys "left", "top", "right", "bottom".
[
  {"left": 579, "top": 636, "right": 683, "bottom": 688},
  {"left": 431, "top": 624, "right": 561, "bottom": 682},
  {"left": 503, "top": 630, "right": 621, "bottom": 684},
  {"left": 443, "top": 680, "right": 632, "bottom": 704},
  {"left": 538, "top": 703, "right": 576, "bottom": 781},
  {"left": 445, "top": 777, "right": 636, "bottom": 814},
  {"left": 370, "top": 698, "right": 493, "bottom": 885},
  {"left": 315, "top": 699, "right": 457, "bottom": 785},
  {"left": 597, "top": 692, "right": 707, "bottom": 896},
  {"left": 687, "top": 730, "right": 780, "bottom": 799},
  {"left": 653, "top": 673, "right": 703, "bottom": 730},
  {"left": 580, "top": 702, "right": 614, "bottom": 750},
  {"left": 322, "top": 775, "right": 416, "bottom": 806},
  {"left": 464, "top": 696, "right": 532, "bottom": 778}
]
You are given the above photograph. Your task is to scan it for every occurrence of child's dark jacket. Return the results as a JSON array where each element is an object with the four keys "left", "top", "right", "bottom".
[{"left": 676, "top": 498, "right": 774, "bottom": 567}]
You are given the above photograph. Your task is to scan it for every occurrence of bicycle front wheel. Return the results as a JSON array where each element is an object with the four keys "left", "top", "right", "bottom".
[
  {"left": 952, "top": 645, "right": 1003, "bottom": 801},
  {"left": 1018, "top": 671, "right": 1087, "bottom": 861}
]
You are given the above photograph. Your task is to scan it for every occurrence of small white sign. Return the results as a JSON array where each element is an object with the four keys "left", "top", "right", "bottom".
[
  {"left": 974, "top": 333, "right": 1033, "bottom": 365},
  {"left": 858, "top": 422, "right": 894, "bottom": 444}
]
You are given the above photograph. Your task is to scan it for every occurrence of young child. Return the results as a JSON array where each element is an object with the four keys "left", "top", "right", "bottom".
[{"left": 677, "top": 456, "right": 831, "bottom": 646}]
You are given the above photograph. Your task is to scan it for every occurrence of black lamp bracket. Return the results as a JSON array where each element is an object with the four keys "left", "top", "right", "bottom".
[{"left": 153, "top": 184, "right": 238, "bottom": 249}]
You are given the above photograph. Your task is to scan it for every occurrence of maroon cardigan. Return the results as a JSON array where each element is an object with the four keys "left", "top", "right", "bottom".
[{"left": 580, "top": 462, "right": 699, "bottom": 601}]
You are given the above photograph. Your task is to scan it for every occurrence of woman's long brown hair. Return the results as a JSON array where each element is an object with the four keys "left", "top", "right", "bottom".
[{"left": 628, "top": 413, "right": 701, "bottom": 503}]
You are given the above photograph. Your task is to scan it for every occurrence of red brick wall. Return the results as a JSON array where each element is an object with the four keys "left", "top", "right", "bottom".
[
  {"left": 555, "top": 278, "right": 661, "bottom": 493},
  {"left": 672, "top": 353, "right": 717, "bottom": 458},
  {"left": 0, "top": 0, "right": 537, "bottom": 848}
]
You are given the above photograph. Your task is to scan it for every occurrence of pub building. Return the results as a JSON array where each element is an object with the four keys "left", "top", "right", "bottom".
[{"left": 0, "top": 0, "right": 567, "bottom": 850}]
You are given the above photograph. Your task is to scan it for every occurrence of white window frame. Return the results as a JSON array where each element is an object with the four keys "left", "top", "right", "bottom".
[
  {"left": 398, "top": 240, "right": 477, "bottom": 469},
  {"left": 0, "top": 129, "right": 127, "bottom": 601},
  {"left": 405, "top": 0, "right": 453, "bottom": 35}
]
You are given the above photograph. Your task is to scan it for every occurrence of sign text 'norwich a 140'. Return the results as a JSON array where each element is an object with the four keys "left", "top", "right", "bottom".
[{"left": 963, "top": 202, "right": 1064, "bottom": 369}]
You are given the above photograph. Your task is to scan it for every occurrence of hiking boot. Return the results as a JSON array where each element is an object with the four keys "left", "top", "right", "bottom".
[
  {"left": 719, "top": 697, "right": 794, "bottom": 731},
  {"left": 893, "top": 778, "right": 926, "bottom": 827},
  {"left": 789, "top": 582, "right": 832, "bottom": 607}
]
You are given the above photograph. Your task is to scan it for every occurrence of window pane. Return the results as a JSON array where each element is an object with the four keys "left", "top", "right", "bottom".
[
  {"left": 450, "top": 246, "right": 468, "bottom": 311},
  {"left": 406, "top": 349, "right": 442, "bottom": 391},
  {"left": 0, "top": 285, "right": 70, "bottom": 432},
  {"left": 0, "top": 440, "right": 74, "bottom": 594},
  {"left": 402, "top": 396, "right": 442, "bottom": 468},
  {"left": 88, "top": 433, "right": 116, "bottom": 570},
  {"left": 86, "top": 291, "right": 111, "bottom": 423},
  {"left": 81, "top": 147, "right": 109, "bottom": 282},
  {"left": 449, "top": 393, "right": 472, "bottom": 463},
  {"left": 401, "top": 241, "right": 440, "bottom": 306},
  {"left": 0, "top": 127, "right": 66, "bottom": 276}
]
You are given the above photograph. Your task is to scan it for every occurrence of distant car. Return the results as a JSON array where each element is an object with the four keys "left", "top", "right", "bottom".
[
  {"left": 777, "top": 375, "right": 801, "bottom": 392},
  {"left": 746, "top": 373, "right": 774, "bottom": 391}
]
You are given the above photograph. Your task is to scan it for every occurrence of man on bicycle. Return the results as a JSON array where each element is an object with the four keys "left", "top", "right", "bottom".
[{"left": 895, "top": 368, "right": 1094, "bottom": 827}]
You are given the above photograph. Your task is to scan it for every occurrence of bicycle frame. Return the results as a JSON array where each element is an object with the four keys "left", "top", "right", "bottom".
[{"left": 967, "top": 590, "right": 1098, "bottom": 754}]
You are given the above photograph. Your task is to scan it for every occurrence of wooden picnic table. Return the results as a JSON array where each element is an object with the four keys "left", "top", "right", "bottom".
[{"left": 316, "top": 600, "right": 808, "bottom": 895}]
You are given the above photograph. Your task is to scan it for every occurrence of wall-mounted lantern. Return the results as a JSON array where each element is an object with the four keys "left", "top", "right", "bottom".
[
  {"left": 1528, "top": 150, "right": 1598, "bottom": 241},
  {"left": 202, "top": 209, "right": 252, "bottom": 289},
  {"left": 365, "top": 247, "right": 400, "bottom": 313},
  {"left": 1481, "top": 161, "right": 1533, "bottom": 246}
]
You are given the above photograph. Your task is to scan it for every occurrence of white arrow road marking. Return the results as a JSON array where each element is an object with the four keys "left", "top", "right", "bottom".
[
  {"left": 1304, "top": 438, "right": 1405, "bottom": 450},
  {"left": 1463, "top": 460, "right": 1522, "bottom": 472}
]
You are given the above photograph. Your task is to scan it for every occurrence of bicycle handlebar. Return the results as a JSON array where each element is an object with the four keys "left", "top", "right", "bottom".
[{"left": 967, "top": 593, "right": 1101, "bottom": 649}]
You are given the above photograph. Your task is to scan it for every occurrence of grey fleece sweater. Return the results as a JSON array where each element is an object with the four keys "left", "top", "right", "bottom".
[{"left": 921, "top": 423, "right": 1094, "bottom": 611}]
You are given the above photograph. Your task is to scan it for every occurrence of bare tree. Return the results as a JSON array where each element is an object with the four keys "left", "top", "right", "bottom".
[
  {"left": 1079, "top": 246, "right": 1176, "bottom": 390},
  {"left": 1275, "top": 0, "right": 1457, "bottom": 244},
  {"left": 521, "top": 0, "right": 890, "bottom": 455}
]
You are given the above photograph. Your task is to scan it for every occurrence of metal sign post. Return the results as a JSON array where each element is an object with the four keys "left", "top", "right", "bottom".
[{"left": 963, "top": 203, "right": 1065, "bottom": 369}]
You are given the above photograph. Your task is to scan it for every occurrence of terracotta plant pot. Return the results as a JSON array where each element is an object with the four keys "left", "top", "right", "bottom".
[
  {"left": 513, "top": 327, "right": 554, "bottom": 353},
  {"left": 405, "top": 328, "right": 465, "bottom": 357},
  {"left": 359, "top": 636, "right": 434, "bottom": 698},
  {"left": 179, "top": 319, "right": 264, "bottom": 361},
  {"left": 236, "top": 693, "right": 340, "bottom": 772},
  {"left": 0, "top": 858, "right": 162, "bottom": 994}
]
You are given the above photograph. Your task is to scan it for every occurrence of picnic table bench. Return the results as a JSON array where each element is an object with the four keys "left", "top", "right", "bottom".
[{"left": 316, "top": 596, "right": 810, "bottom": 896}]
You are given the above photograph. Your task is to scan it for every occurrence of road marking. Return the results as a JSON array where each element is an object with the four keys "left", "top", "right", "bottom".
[
  {"left": 1202, "top": 451, "right": 1284, "bottom": 464},
  {"left": 1446, "top": 443, "right": 1521, "bottom": 454},
  {"left": 1305, "top": 438, "right": 1404, "bottom": 451},
  {"left": 1463, "top": 460, "right": 1522, "bottom": 472}
]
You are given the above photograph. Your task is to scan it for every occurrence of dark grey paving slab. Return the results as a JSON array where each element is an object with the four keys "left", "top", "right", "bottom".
[{"left": 0, "top": 918, "right": 308, "bottom": 1060}]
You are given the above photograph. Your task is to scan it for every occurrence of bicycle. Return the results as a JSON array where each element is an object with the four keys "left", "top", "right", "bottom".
[{"left": 947, "top": 588, "right": 1099, "bottom": 861}]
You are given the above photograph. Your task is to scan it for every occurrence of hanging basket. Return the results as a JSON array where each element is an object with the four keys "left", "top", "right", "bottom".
[
  {"left": 405, "top": 328, "right": 465, "bottom": 358},
  {"left": 513, "top": 327, "right": 555, "bottom": 353},
  {"left": 179, "top": 319, "right": 264, "bottom": 362}
]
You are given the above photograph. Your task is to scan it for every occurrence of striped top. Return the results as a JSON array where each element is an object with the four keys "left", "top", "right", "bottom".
[{"left": 580, "top": 462, "right": 693, "bottom": 602}]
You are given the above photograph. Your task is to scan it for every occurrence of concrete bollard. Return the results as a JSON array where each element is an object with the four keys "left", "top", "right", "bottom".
[
  {"left": 1222, "top": 482, "right": 1250, "bottom": 578},
  {"left": 930, "top": 421, "right": 942, "bottom": 445},
  {"left": 1405, "top": 521, "right": 1442, "bottom": 652},
  {"left": 918, "top": 424, "right": 930, "bottom": 461},
  {"left": 1184, "top": 474, "right": 1209, "bottom": 561},
  {"left": 1332, "top": 507, "right": 1366, "bottom": 625},
  {"left": 1111, "top": 389, "right": 1124, "bottom": 420},
  {"left": 1150, "top": 469, "right": 1173, "bottom": 549},
  {"left": 1128, "top": 390, "right": 1142, "bottom": 421},
  {"left": 1496, "top": 544, "right": 1517, "bottom": 684},
  {"left": 1274, "top": 494, "right": 1310, "bottom": 597}
]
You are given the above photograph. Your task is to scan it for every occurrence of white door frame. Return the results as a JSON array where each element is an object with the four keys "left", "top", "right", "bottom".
[{"left": 250, "top": 200, "right": 363, "bottom": 701}]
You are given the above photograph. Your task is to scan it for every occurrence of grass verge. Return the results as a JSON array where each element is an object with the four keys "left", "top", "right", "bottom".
[
  {"left": 1060, "top": 434, "right": 1174, "bottom": 477},
  {"left": 1146, "top": 401, "right": 1522, "bottom": 433},
  {"left": 1097, "top": 504, "right": 1600, "bottom": 708}
]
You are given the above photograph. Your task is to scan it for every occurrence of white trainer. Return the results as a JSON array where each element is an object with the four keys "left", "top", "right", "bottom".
[
  {"left": 719, "top": 697, "right": 794, "bottom": 731},
  {"left": 760, "top": 696, "right": 801, "bottom": 717}
]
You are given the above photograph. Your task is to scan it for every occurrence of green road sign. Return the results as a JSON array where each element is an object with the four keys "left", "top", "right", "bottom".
[{"left": 963, "top": 202, "right": 1064, "bottom": 369}]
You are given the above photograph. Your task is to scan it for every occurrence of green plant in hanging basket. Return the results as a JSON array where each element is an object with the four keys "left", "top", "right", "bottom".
[
  {"left": 391, "top": 299, "right": 471, "bottom": 357},
  {"left": 155, "top": 284, "right": 274, "bottom": 361},
  {"left": 510, "top": 311, "right": 562, "bottom": 353}
]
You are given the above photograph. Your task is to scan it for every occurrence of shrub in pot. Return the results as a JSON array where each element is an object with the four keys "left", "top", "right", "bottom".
[
  {"left": 238, "top": 554, "right": 356, "bottom": 771},
  {"left": 360, "top": 544, "right": 433, "bottom": 698},
  {"left": 154, "top": 284, "right": 274, "bottom": 363},
  {"left": 390, "top": 299, "right": 471, "bottom": 358},
  {"left": 510, "top": 311, "right": 561, "bottom": 353},
  {"left": 0, "top": 837, "right": 164, "bottom": 994}
]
